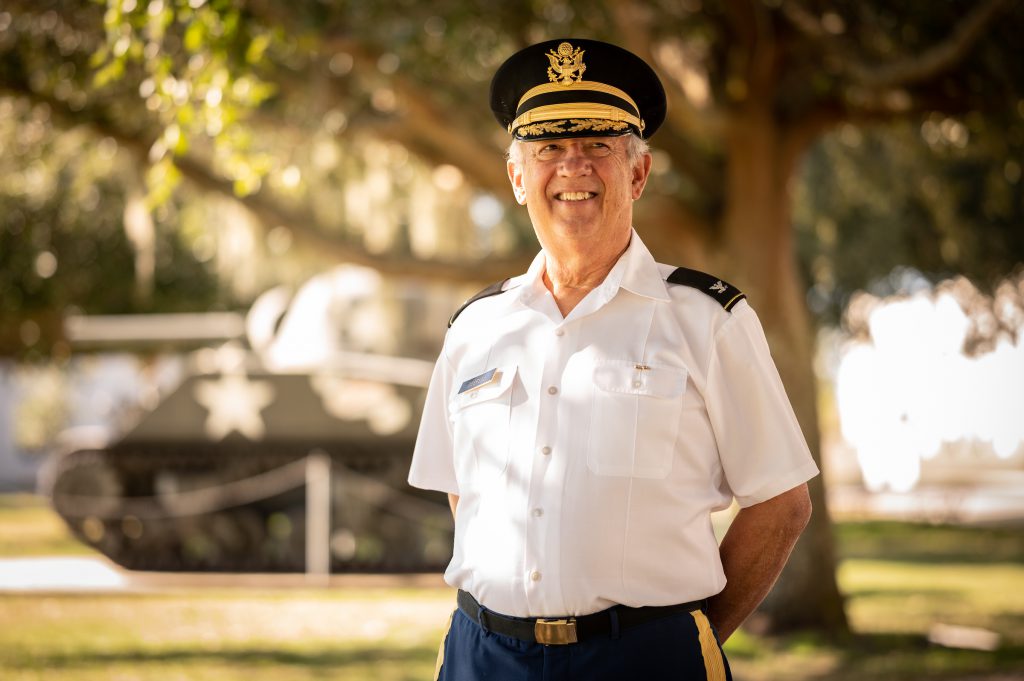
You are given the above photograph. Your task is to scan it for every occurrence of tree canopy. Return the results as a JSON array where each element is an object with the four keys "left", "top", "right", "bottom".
[{"left": 4, "top": 1, "right": 1021, "bottom": 281}]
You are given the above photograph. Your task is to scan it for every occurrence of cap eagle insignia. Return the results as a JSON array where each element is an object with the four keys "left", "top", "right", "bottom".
[{"left": 546, "top": 42, "right": 586, "bottom": 85}]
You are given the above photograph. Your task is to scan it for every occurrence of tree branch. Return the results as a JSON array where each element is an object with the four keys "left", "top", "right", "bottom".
[
  {"left": 777, "top": 1, "right": 830, "bottom": 42},
  {"left": 850, "top": 0, "right": 1012, "bottom": 89},
  {"left": 171, "top": 154, "right": 532, "bottom": 282},
  {"left": 596, "top": 0, "right": 726, "bottom": 202},
  {"left": 780, "top": 0, "right": 1012, "bottom": 91},
  {"left": 604, "top": 0, "right": 723, "bottom": 136},
  {"left": 206, "top": 0, "right": 513, "bottom": 196},
  {"left": 0, "top": 81, "right": 532, "bottom": 284},
  {"left": 723, "top": 0, "right": 782, "bottom": 100},
  {"left": 780, "top": 102, "right": 845, "bottom": 181},
  {"left": 0, "top": 1, "right": 532, "bottom": 285},
  {"left": 317, "top": 38, "right": 511, "bottom": 196},
  {"left": 388, "top": 74, "right": 511, "bottom": 194}
]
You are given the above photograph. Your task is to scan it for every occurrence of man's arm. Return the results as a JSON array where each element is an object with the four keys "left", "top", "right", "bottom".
[
  {"left": 706, "top": 483, "right": 812, "bottom": 642},
  {"left": 448, "top": 493, "right": 459, "bottom": 519}
]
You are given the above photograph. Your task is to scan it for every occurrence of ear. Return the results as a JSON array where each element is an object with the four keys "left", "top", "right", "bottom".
[
  {"left": 631, "top": 152, "right": 653, "bottom": 201},
  {"left": 507, "top": 159, "right": 527, "bottom": 205}
]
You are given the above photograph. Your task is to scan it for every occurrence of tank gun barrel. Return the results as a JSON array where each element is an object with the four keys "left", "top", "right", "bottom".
[{"left": 65, "top": 313, "right": 246, "bottom": 352}]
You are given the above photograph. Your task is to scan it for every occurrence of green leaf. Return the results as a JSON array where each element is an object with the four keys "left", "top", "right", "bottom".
[
  {"left": 245, "top": 34, "right": 272, "bottom": 65},
  {"left": 89, "top": 44, "right": 110, "bottom": 68},
  {"left": 145, "top": 157, "right": 182, "bottom": 209},
  {"left": 184, "top": 20, "right": 206, "bottom": 53},
  {"left": 176, "top": 104, "right": 196, "bottom": 127},
  {"left": 232, "top": 173, "right": 261, "bottom": 196},
  {"left": 92, "top": 59, "right": 125, "bottom": 88}
]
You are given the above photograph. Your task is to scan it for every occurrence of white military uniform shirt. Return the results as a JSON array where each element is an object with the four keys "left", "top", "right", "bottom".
[{"left": 409, "top": 231, "right": 819, "bottom": 618}]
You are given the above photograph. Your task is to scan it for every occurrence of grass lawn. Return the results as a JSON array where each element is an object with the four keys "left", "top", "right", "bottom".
[
  {"left": 0, "top": 588, "right": 452, "bottom": 681},
  {"left": 0, "top": 493, "right": 93, "bottom": 557},
  {"left": 1, "top": 495, "right": 1023, "bottom": 680},
  {"left": 721, "top": 556, "right": 1024, "bottom": 681}
]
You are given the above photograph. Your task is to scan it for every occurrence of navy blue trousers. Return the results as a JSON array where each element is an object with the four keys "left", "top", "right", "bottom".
[{"left": 434, "top": 606, "right": 732, "bottom": 681}]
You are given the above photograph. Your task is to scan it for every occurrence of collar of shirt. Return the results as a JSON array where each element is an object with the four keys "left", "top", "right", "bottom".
[{"left": 512, "top": 229, "right": 671, "bottom": 322}]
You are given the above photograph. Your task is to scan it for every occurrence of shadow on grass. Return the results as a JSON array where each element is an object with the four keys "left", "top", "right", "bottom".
[
  {"left": 840, "top": 586, "right": 968, "bottom": 600},
  {"left": 729, "top": 631, "right": 1024, "bottom": 681},
  {"left": 837, "top": 522, "right": 1024, "bottom": 565},
  {"left": 2, "top": 644, "right": 437, "bottom": 671},
  {"left": 6, "top": 635, "right": 1024, "bottom": 680},
  {"left": 829, "top": 633, "right": 1024, "bottom": 681},
  {"left": 992, "top": 613, "right": 1024, "bottom": 636}
]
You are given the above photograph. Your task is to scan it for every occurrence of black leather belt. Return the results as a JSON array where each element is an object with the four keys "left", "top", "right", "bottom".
[{"left": 457, "top": 589, "right": 707, "bottom": 646}]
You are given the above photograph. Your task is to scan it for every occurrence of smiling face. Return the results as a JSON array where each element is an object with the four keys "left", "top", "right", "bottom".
[{"left": 507, "top": 135, "right": 652, "bottom": 257}]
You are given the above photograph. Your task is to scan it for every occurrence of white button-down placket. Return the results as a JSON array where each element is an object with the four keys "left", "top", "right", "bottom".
[
  {"left": 522, "top": 315, "right": 577, "bottom": 615},
  {"left": 509, "top": 253, "right": 630, "bottom": 616}
]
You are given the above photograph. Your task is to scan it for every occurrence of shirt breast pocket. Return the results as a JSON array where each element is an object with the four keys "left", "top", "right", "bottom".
[
  {"left": 450, "top": 365, "right": 518, "bottom": 485},
  {"left": 587, "top": 360, "right": 687, "bottom": 479}
]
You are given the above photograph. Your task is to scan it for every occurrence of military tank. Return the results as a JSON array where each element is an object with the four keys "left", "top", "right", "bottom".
[{"left": 47, "top": 266, "right": 456, "bottom": 573}]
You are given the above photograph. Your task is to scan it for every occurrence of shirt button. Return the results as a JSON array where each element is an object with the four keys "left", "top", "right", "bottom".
[
  {"left": 541, "top": 446, "right": 552, "bottom": 456},
  {"left": 632, "top": 380, "right": 642, "bottom": 389},
  {"left": 555, "top": 328, "right": 564, "bottom": 337},
  {"left": 530, "top": 571, "right": 542, "bottom": 582},
  {"left": 531, "top": 508, "right": 544, "bottom": 518},
  {"left": 547, "top": 386, "right": 558, "bottom": 395}
]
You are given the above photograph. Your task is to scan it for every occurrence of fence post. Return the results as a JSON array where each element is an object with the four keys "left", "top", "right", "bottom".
[{"left": 305, "top": 450, "right": 331, "bottom": 586}]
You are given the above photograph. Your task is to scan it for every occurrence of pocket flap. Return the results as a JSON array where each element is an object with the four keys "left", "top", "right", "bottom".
[
  {"left": 452, "top": 365, "right": 518, "bottom": 410},
  {"left": 593, "top": 360, "right": 686, "bottom": 399}
]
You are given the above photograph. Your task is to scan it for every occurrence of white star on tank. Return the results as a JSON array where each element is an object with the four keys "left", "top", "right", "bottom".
[{"left": 194, "top": 374, "right": 275, "bottom": 440}]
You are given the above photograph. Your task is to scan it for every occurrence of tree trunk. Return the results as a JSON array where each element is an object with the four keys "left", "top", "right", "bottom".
[{"left": 715, "top": 102, "right": 849, "bottom": 635}]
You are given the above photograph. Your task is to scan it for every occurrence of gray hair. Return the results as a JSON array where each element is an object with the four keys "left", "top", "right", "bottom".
[{"left": 506, "top": 133, "right": 650, "bottom": 167}]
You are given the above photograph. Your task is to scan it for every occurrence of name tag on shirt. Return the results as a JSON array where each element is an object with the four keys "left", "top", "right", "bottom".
[{"left": 458, "top": 368, "right": 500, "bottom": 394}]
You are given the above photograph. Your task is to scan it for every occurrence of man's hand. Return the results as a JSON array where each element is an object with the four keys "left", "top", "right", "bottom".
[{"left": 706, "top": 483, "right": 812, "bottom": 642}]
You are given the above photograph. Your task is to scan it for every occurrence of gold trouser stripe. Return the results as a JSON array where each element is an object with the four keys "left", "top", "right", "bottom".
[
  {"left": 434, "top": 610, "right": 455, "bottom": 681},
  {"left": 691, "top": 610, "right": 727, "bottom": 681}
]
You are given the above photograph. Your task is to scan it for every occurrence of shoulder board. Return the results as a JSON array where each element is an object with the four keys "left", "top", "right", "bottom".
[
  {"left": 665, "top": 267, "right": 746, "bottom": 311},
  {"left": 447, "top": 279, "right": 511, "bottom": 328}
]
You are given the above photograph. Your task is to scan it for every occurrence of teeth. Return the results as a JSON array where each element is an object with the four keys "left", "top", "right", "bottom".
[{"left": 557, "top": 192, "right": 595, "bottom": 201}]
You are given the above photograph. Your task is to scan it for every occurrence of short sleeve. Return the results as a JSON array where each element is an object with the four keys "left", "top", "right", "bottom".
[
  {"left": 705, "top": 303, "right": 820, "bottom": 507},
  {"left": 408, "top": 346, "right": 459, "bottom": 495}
]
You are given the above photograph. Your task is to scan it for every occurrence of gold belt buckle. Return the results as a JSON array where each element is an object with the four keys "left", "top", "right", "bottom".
[{"left": 534, "top": 617, "right": 578, "bottom": 645}]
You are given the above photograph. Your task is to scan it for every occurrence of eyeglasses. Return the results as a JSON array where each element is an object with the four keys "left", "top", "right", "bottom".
[{"left": 530, "top": 139, "right": 620, "bottom": 162}]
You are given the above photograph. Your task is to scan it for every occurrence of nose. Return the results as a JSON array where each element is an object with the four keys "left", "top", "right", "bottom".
[{"left": 557, "top": 142, "right": 592, "bottom": 176}]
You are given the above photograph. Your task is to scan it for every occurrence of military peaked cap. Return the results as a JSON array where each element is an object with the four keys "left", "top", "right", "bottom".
[{"left": 490, "top": 38, "right": 666, "bottom": 141}]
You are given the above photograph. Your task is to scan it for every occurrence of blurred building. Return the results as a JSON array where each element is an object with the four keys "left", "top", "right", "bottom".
[
  {"left": 0, "top": 362, "right": 43, "bottom": 491},
  {"left": 824, "top": 272, "right": 1024, "bottom": 524}
]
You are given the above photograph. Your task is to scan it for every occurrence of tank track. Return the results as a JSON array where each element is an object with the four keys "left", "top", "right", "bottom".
[{"left": 50, "top": 441, "right": 453, "bottom": 573}]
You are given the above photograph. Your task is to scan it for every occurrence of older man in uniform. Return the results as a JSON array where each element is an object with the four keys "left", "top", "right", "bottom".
[{"left": 409, "top": 38, "right": 819, "bottom": 681}]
